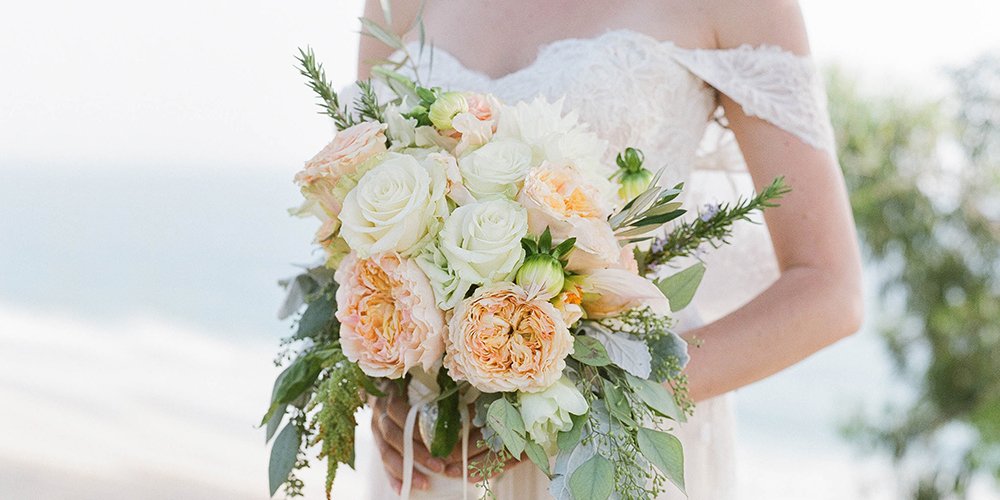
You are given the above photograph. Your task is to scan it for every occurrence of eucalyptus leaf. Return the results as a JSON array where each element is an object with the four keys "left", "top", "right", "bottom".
[
  {"left": 269, "top": 423, "right": 300, "bottom": 496},
  {"left": 625, "top": 373, "right": 685, "bottom": 422},
  {"left": 486, "top": 398, "right": 526, "bottom": 457},
  {"left": 556, "top": 412, "right": 588, "bottom": 451},
  {"left": 263, "top": 356, "right": 323, "bottom": 425},
  {"left": 265, "top": 404, "right": 287, "bottom": 443},
  {"left": 523, "top": 438, "right": 552, "bottom": 477},
  {"left": 568, "top": 454, "right": 615, "bottom": 500},
  {"left": 294, "top": 293, "right": 334, "bottom": 340},
  {"left": 580, "top": 323, "right": 652, "bottom": 378},
  {"left": 601, "top": 378, "right": 637, "bottom": 429},
  {"left": 639, "top": 201, "right": 684, "bottom": 218},
  {"left": 655, "top": 262, "right": 705, "bottom": 312},
  {"left": 637, "top": 427, "right": 685, "bottom": 494},
  {"left": 569, "top": 335, "right": 612, "bottom": 367},
  {"left": 277, "top": 274, "right": 316, "bottom": 320},
  {"left": 632, "top": 209, "right": 687, "bottom": 228},
  {"left": 614, "top": 224, "right": 660, "bottom": 238},
  {"left": 549, "top": 439, "right": 597, "bottom": 500},
  {"left": 359, "top": 18, "right": 404, "bottom": 51},
  {"left": 378, "top": 0, "right": 392, "bottom": 25}
]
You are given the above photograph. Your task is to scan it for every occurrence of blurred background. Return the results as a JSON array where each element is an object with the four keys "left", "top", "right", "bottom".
[{"left": 1, "top": 0, "right": 998, "bottom": 499}]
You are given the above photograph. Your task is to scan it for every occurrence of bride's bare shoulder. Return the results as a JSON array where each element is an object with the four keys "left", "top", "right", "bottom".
[
  {"left": 705, "top": 0, "right": 812, "bottom": 54},
  {"left": 357, "top": 0, "right": 423, "bottom": 79}
]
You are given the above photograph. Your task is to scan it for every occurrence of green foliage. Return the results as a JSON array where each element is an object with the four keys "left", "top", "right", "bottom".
[
  {"left": 569, "top": 454, "right": 616, "bottom": 500},
  {"left": 430, "top": 367, "right": 461, "bottom": 458},
  {"left": 295, "top": 47, "right": 357, "bottom": 130},
  {"left": 655, "top": 262, "right": 705, "bottom": 312},
  {"left": 310, "top": 349, "right": 367, "bottom": 499},
  {"left": 571, "top": 334, "right": 613, "bottom": 366},
  {"left": 485, "top": 397, "right": 527, "bottom": 457},
  {"left": 831, "top": 56, "right": 1000, "bottom": 498},
  {"left": 643, "top": 176, "right": 790, "bottom": 274}
]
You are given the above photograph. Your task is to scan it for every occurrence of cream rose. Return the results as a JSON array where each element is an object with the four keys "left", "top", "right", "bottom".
[
  {"left": 444, "top": 282, "right": 573, "bottom": 393},
  {"left": 457, "top": 138, "right": 534, "bottom": 200},
  {"left": 334, "top": 252, "right": 445, "bottom": 378},
  {"left": 338, "top": 152, "right": 448, "bottom": 258},
  {"left": 518, "top": 377, "right": 589, "bottom": 454},
  {"left": 294, "top": 121, "right": 387, "bottom": 186},
  {"left": 438, "top": 198, "right": 528, "bottom": 286}
]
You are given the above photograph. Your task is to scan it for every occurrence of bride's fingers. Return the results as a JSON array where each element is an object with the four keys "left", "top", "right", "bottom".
[
  {"left": 440, "top": 426, "right": 485, "bottom": 465},
  {"left": 383, "top": 391, "right": 415, "bottom": 430},
  {"left": 372, "top": 418, "right": 431, "bottom": 490},
  {"left": 444, "top": 448, "right": 491, "bottom": 478},
  {"left": 376, "top": 411, "right": 446, "bottom": 473}
]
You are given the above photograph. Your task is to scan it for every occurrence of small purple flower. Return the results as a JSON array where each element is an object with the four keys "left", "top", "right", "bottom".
[
  {"left": 694, "top": 244, "right": 706, "bottom": 260},
  {"left": 700, "top": 203, "right": 720, "bottom": 222},
  {"left": 651, "top": 237, "right": 665, "bottom": 254}
]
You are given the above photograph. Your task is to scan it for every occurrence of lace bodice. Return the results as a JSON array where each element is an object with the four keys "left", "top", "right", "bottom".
[{"left": 396, "top": 29, "right": 834, "bottom": 188}]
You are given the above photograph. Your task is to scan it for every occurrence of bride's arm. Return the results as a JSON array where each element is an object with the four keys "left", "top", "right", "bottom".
[{"left": 681, "top": 0, "right": 864, "bottom": 402}]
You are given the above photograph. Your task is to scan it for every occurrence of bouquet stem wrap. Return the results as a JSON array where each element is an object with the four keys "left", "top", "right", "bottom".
[{"left": 401, "top": 376, "right": 478, "bottom": 500}]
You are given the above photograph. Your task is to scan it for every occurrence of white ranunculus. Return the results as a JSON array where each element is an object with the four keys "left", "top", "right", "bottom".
[
  {"left": 494, "top": 96, "right": 579, "bottom": 146},
  {"left": 338, "top": 153, "right": 448, "bottom": 257},
  {"left": 385, "top": 103, "right": 418, "bottom": 149},
  {"left": 457, "top": 139, "right": 534, "bottom": 200},
  {"left": 438, "top": 198, "right": 528, "bottom": 286},
  {"left": 518, "top": 377, "right": 589, "bottom": 454}
]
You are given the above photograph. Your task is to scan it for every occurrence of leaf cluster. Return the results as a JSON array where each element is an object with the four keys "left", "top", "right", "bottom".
[
  {"left": 608, "top": 166, "right": 686, "bottom": 242},
  {"left": 641, "top": 176, "right": 790, "bottom": 274}
]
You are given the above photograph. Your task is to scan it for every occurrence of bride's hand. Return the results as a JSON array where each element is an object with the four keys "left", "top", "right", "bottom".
[{"left": 370, "top": 384, "right": 522, "bottom": 493}]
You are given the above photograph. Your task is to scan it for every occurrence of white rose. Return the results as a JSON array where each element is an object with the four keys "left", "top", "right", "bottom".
[
  {"left": 338, "top": 153, "right": 448, "bottom": 257},
  {"left": 457, "top": 139, "right": 534, "bottom": 200},
  {"left": 518, "top": 377, "right": 589, "bottom": 454},
  {"left": 439, "top": 198, "right": 528, "bottom": 286}
]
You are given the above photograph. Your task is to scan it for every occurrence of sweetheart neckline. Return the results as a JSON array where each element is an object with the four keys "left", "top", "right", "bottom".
[{"left": 404, "top": 28, "right": 680, "bottom": 84}]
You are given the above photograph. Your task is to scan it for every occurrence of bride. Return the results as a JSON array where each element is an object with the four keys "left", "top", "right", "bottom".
[{"left": 357, "top": 0, "right": 864, "bottom": 498}]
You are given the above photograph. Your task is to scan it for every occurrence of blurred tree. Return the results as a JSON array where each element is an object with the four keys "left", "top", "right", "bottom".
[{"left": 831, "top": 54, "right": 1000, "bottom": 498}]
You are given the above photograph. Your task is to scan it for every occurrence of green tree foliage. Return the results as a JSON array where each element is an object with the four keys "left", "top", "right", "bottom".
[{"left": 831, "top": 55, "right": 1000, "bottom": 498}]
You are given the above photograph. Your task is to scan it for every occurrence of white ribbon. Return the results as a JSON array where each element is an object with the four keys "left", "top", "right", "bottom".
[{"left": 400, "top": 392, "right": 434, "bottom": 500}]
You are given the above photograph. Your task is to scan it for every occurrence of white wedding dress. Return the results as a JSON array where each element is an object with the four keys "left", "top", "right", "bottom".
[{"left": 365, "top": 28, "right": 837, "bottom": 500}]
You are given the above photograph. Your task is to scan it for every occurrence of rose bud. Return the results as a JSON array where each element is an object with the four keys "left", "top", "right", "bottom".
[
  {"left": 516, "top": 253, "right": 566, "bottom": 301},
  {"left": 428, "top": 91, "right": 470, "bottom": 130}
]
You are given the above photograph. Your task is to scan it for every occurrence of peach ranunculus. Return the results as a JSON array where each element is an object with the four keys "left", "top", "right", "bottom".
[
  {"left": 517, "top": 162, "right": 627, "bottom": 272},
  {"left": 294, "top": 121, "right": 388, "bottom": 187},
  {"left": 334, "top": 252, "right": 445, "bottom": 379},
  {"left": 444, "top": 282, "right": 573, "bottom": 393}
]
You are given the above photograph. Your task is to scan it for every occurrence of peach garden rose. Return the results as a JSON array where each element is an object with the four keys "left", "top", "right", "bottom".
[
  {"left": 334, "top": 252, "right": 445, "bottom": 379},
  {"left": 294, "top": 121, "right": 388, "bottom": 187},
  {"left": 444, "top": 282, "right": 573, "bottom": 393},
  {"left": 517, "top": 161, "right": 628, "bottom": 272}
]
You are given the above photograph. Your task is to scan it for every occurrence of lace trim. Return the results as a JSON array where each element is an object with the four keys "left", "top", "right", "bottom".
[{"left": 673, "top": 44, "right": 837, "bottom": 156}]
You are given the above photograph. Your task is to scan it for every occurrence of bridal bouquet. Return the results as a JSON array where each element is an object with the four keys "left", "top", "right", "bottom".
[{"left": 264, "top": 13, "right": 788, "bottom": 500}]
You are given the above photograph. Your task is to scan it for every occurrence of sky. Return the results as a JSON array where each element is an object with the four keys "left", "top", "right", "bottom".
[{"left": 1, "top": 0, "right": 998, "bottom": 172}]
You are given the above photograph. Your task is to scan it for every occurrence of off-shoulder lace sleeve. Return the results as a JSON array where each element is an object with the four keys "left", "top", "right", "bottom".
[{"left": 673, "top": 44, "right": 836, "bottom": 156}]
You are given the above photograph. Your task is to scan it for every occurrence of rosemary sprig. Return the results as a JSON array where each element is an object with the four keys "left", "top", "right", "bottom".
[
  {"left": 296, "top": 46, "right": 356, "bottom": 130},
  {"left": 645, "top": 176, "right": 791, "bottom": 272}
]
